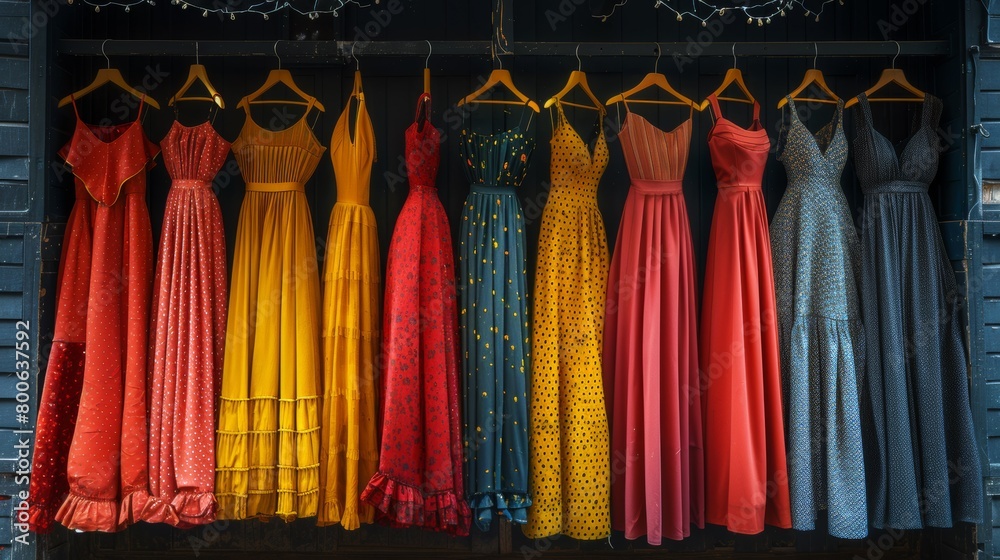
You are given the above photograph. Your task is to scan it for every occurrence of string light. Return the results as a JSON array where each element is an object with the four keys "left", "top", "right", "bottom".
[
  {"left": 72, "top": 0, "right": 365, "bottom": 17},
  {"left": 639, "top": 0, "right": 839, "bottom": 25}
]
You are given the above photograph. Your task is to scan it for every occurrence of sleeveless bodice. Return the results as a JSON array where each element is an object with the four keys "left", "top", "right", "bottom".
[
  {"left": 232, "top": 106, "right": 325, "bottom": 190},
  {"left": 330, "top": 73, "right": 375, "bottom": 205},
  {"left": 777, "top": 98, "right": 847, "bottom": 187},
  {"left": 619, "top": 111, "right": 691, "bottom": 186},
  {"left": 405, "top": 93, "right": 439, "bottom": 188},
  {"left": 161, "top": 121, "right": 231, "bottom": 187},
  {"left": 460, "top": 110, "right": 534, "bottom": 189},
  {"left": 706, "top": 95, "right": 769, "bottom": 189},
  {"left": 852, "top": 93, "right": 942, "bottom": 193},
  {"left": 548, "top": 102, "right": 608, "bottom": 203}
]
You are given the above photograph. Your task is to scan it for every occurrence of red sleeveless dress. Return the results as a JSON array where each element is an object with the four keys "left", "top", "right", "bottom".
[
  {"left": 361, "top": 94, "right": 470, "bottom": 535},
  {"left": 700, "top": 95, "right": 791, "bottom": 535},
  {"left": 33, "top": 96, "right": 158, "bottom": 532}
]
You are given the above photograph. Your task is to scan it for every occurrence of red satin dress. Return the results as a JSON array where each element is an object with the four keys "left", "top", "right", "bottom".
[
  {"left": 361, "top": 94, "right": 470, "bottom": 536},
  {"left": 143, "top": 120, "right": 230, "bottom": 528},
  {"left": 32, "top": 96, "right": 159, "bottom": 532},
  {"left": 700, "top": 95, "right": 791, "bottom": 535}
]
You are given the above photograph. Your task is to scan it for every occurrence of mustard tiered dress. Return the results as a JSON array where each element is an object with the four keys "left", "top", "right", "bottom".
[
  {"left": 215, "top": 98, "right": 325, "bottom": 521},
  {"left": 318, "top": 70, "right": 380, "bottom": 530},
  {"left": 524, "top": 102, "right": 611, "bottom": 540}
]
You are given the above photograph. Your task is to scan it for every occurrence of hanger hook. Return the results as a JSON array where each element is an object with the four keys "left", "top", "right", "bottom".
[
  {"left": 732, "top": 42, "right": 737, "bottom": 69},
  {"left": 575, "top": 44, "right": 582, "bottom": 72},
  {"left": 892, "top": 40, "right": 900, "bottom": 69},
  {"left": 274, "top": 40, "right": 281, "bottom": 70},
  {"left": 654, "top": 42, "right": 661, "bottom": 74},
  {"left": 352, "top": 41, "right": 359, "bottom": 70},
  {"left": 813, "top": 42, "right": 818, "bottom": 69},
  {"left": 425, "top": 40, "right": 432, "bottom": 69},
  {"left": 101, "top": 39, "right": 110, "bottom": 69}
]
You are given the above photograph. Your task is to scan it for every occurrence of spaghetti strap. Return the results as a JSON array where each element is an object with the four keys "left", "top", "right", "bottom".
[
  {"left": 517, "top": 99, "right": 534, "bottom": 132},
  {"left": 751, "top": 99, "right": 760, "bottom": 122},
  {"left": 69, "top": 94, "right": 80, "bottom": 120},
  {"left": 136, "top": 94, "right": 146, "bottom": 122}
]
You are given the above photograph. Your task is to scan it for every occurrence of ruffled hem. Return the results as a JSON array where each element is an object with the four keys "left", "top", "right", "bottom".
[
  {"left": 361, "top": 472, "right": 472, "bottom": 536},
  {"left": 28, "top": 501, "right": 61, "bottom": 534},
  {"left": 54, "top": 493, "right": 121, "bottom": 533},
  {"left": 118, "top": 488, "right": 151, "bottom": 528},
  {"left": 140, "top": 491, "right": 217, "bottom": 528},
  {"left": 469, "top": 491, "right": 530, "bottom": 532}
]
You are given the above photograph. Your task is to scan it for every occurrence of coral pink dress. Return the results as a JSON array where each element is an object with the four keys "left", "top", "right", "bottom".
[
  {"left": 603, "top": 107, "right": 704, "bottom": 544},
  {"left": 143, "top": 120, "right": 230, "bottom": 528},
  {"left": 36, "top": 96, "right": 158, "bottom": 532}
]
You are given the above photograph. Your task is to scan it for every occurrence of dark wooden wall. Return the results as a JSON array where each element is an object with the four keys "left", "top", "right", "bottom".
[{"left": 31, "top": 0, "right": 976, "bottom": 558}]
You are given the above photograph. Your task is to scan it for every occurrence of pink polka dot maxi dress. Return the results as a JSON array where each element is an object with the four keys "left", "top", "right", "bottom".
[{"left": 142, "top": 120, "right": 230, "bottom": 528}]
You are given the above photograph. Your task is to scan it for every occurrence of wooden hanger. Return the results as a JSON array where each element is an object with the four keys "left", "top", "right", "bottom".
[
  {"left": 237, "top": 42, "right": 325, "bottom": 111},
  {"left": 699, "top": 44, "right": 755, "bottom": 111},
  {"left": 606, "top": 43, "right": 698, "bottom": 109},
  {"left": 778, "top": 44, "right": 839, "bottom": 108},
  {"left": 844, "top": 43, "right": 924, "bottom": 108},
  {"left": 457, "top": 44, "right": 540, "bottom": 112},
  {"left": 169, "top": 44, "right": 225, "bottom": 108},
  {"left": 58, "top": 40, "right": 161, "bottom": 109},
  {"left": 544, "top": 45, "right": 603, "bottom": 111}
]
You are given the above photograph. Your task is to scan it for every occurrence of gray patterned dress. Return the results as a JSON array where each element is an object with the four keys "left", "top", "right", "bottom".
[
  {"left": 771, "top": 98, "right": 867, "bottom": 538},
  {"left": 853, "top": 93, "right": 982, "bottom": 529}
]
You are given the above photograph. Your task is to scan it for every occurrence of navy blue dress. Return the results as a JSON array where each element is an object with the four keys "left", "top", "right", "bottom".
[{"left": 853, "top": 93, "right": 982, "bottom": 529}]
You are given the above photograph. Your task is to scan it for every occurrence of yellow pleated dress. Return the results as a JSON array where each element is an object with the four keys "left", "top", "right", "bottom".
[
  {"left": 216, "top": 98, "right": 325, "bottom": 521},
  {"left": 318, "top": 70, "right": 380, "bottom": 530}
]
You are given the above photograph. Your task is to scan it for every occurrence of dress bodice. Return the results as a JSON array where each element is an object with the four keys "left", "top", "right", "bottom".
[
  {"left": 160, "top": 121, "right": 231, "bottom": 186},
  {"left": 405, "top": 93, "right": 439, "bottom": 188},
  {"left": 706, "top": 95, "right": 770, "bottom": 189},
  {"left": 852, "top": 93, "right": 942, "bottom": 194}
]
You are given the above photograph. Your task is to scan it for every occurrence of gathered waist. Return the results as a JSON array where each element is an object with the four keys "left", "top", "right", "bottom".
[
  {"left": 631, "top": 178, "right": 683, "bottom": 195},
  {"left": 470, "top": 184, "right": 517, "bottom": 195},
  {"left": 549, "top": 185, "right": 598, "bottom": 206},
  {"left": 172, "top": 179, "right": 213, "bottom": 190},
  {"left": 246, "top": 181, "right": 304, "bottom": 193},
  {"left": 864, "top": 180, "right": 928, "bottom": 195}
]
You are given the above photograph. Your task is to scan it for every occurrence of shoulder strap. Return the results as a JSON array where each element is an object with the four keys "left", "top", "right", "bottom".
[
  {"left": 751, "top": 99, "right": 760, "bottom": 122},
  {"left": 70, "top": 94, "right": 80, "bottom": 119},
  {"left": 415, "top": 92, "right": 431, "bottom": 123},
  {"left": 707, "top": 94, "right": 723, "bottom": 119},
  {"left": 136, "top": 94, "right": 146, "bottom": 121},
  {"left": 352, "top": 70, "right": 364, "bottom": 99},
  {"left": 517, "top": 98, "right": 534, "bottom": 131}
]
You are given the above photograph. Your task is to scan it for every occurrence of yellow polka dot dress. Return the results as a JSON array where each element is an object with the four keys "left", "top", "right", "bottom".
[{"left": 524, "top": 102, "right": 611, "bottom": 540}]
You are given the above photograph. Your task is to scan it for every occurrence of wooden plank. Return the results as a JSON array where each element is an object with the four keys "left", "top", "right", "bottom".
[
  {"left": 0, "top": 58, "right": 27, "bottom": 90},
  {"left": 0, "top": 124, "right": 27, "bottom": 157},
  {"left": 0, "top": 266, "right": 23, "bottom": 293},
  {"left": 0, "top": 158, "right": 27, "bottom": 182},
  {"left": 982, "top": 59, "right": 1000, "bottom": 91}
]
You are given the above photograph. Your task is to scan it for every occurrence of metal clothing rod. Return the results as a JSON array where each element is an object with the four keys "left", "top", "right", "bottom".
[{"left": 56, "top": 39, "right": 952, "bottom": 60}]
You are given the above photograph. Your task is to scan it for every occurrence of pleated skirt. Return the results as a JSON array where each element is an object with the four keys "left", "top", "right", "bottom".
[
  {"left": 216, "top": 188, "right": 322, "bottom": 521},
  {"left": 603, "top": 179, "right": 704, "bottom": 544},
  {"left": 860, "top": 189, "right": 982, "bottom": 529},
  {"left": 318, "top": 201, "right": 380, "bottom": 530},
  {"left": 145, "top": 180, "right": 228, "bottom": 528},
  {"left": 700, "top": 186, "right": 791, "bottom": 535},
  {"left": 458, "top": 184, "right": 532, "bottom": 532}
]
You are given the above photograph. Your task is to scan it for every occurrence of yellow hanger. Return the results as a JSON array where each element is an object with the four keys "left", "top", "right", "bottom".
[
  {"left": 169, "top": 44, "right": 225, "bottom": 108},
  {"left": 699, "top": 44, "right": 755, "bottom": 111},
  {"left": 457, "top": 43, "right": 540, "bottom": 112},
  {"left": 606, "top": 43, "right": 699, "bottom": 109},
  {"left": 57, "top": 40, "right": 161, "bottom": 109},
  {"left": 237, "top": 41, "right": 325, "bottom": 111},
  {"left": 777, "top": 44, "right": 840, "bottom": 108},
  {"left": 844, "top": 43, "right": 924, "bottom": 108},
  {"left": 544, "top": 45, "right": 603, "bottom": 111}
]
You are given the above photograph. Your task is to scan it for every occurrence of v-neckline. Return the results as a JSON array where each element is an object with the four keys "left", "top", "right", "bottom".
[
  {"left": 340, "top": 94, "right": 367, "bottom": 147},
  {"left": 554, "top": 103, "right": 605, "bottom": 167},
  {"left": 858, "top": 93, "right": 932, "bottom": 167},
  {"left": 788, "top": 99, "right": 842, "bottom": 160}
]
